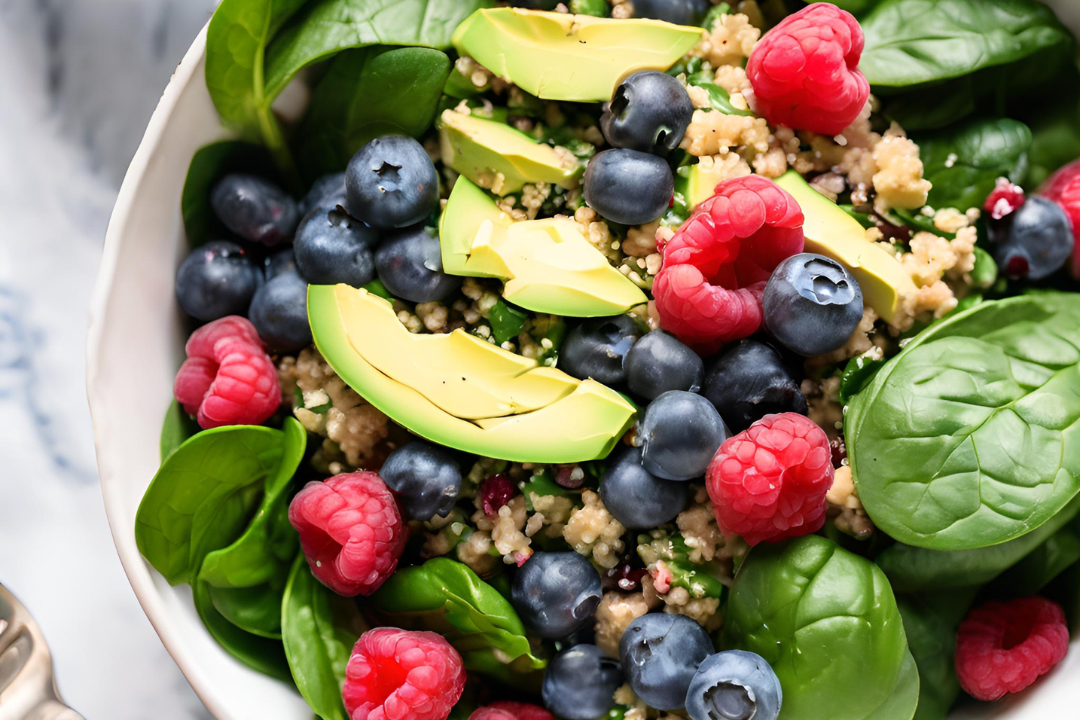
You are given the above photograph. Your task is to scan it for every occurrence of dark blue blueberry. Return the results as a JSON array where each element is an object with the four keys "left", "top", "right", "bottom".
[
  {"left": 600, "top": 446, "right": 688, "bottom": 529},
  {"left": 264, "top": 248, "right": 297, "bottom": 281},
  {"left": 701, "top": 339, "right": 807, "bottom": 433},
  {"left": 512, "top": 552, "right": 602, "bottom": 640},
  {"left": 762, "top": 253, "right": 863, "bottom": 357},
  {"left": 542, "top": 644, "right": 624, "bottom": 720},
  {"left": 294, "top": 208, "right": 379, "bottom": 287},
  {"left": 345, "top": 135, "right": 439, "bottom": 229},
  {"left": 248, "top": 270, "right": 312, "bottom": 352},
  {"left": 986, "top": 196, "right": 1072, "bottom": 280},
  {"left": 601, "top": 72, "right": 694, "bottom": 156},
  {"left": 685, "top": 651, "right": 782, "bottom": 720},
  {"left": 379, "top": 442, "right": 462, "bottom": 521},
  {"left": 560, "top": 315, "right": 641, "bottom": 386},
  {"left": 620, "top": 613, "right": 714, "bottom": 710},
  {"left": 175, "top": 240, "right": 261, "bottom": 321},
  {"left": 631, "top": 0, "right": 711, "bottom": 24},
  {"left": 584, "top": 149, "right": 674, "bottom": 225},
  {"left": 299, "top": 172, "right": 346, "bottom": 216},
  {"left": 638, "top": 390, "right": 728, "bottom": 481},
  {"left": 374, "top": 225, "right": 461, "bottom": 303},
  {"left": 624, "top": 330, "right": 703, "bottom": 400},
  {"left": 210, "top": 174, "right": 299, "bottom": 246}
]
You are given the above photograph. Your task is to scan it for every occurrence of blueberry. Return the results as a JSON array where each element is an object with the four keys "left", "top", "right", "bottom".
[
  {"left": 600, "top": 446, "right": 688, "bottom": 529},
  {"left": 701, "top": 339, "right": 807, "bottom": 433},
  {"left": 512, "top": 552, "right": 602, "bottom": 640},
  {"left": 248, "top": 270, "right": 312, "bottom": 352},
  {"left": 374, "top": 225, "right": 461, "bottom": 303},
  {"left": 620, "top": 613, "right": 713, "bottom": 710},
  {"left": 685, "top": 651, "right": 782, "bottom": 720},
  {"left": 584, "top": 149, "right": 674, "bottom": 225},
  {"left": 762, "top": 253, "right": 863, "bottom": 357},
  {"left": 560, "top": 315, "right": 641, "bottom": 385},
  {"left": 210, "top": 174, "right": 299, "bottom": 246},
  {"left": 624, "top": 330, "right": 703, "bottom": 400},
  {"left": 379, "top": 442, "right": 462, "bottom": 521},
  {"left": 175, "top": 241, "right": 262, "bottom": 321},
  {"left": 631, "top": 0, "right": 711, "bottom": 24},
  {"left": 601, "top": 72, "right": 694, "bottom": 156},
  {"left": 264, "top": 248, "right": 298, "bottom": 281},
  {"left": 987, "top": 196, "right": 1072, "bottom": 280},
  {"left": 299, "top": 172, "right": 346, "bottom": 216},
  {"left": 542, "top": 644, "right": 624, "bottom": 720},
  {"left": 345, "top": 135, "right": 439, "bottom": 229},
  {"left": 294, "top": 208, "right": 379, "bottom": 287},
  {"left": 638, "top": 391, "right": 728, "bottom": 481}
]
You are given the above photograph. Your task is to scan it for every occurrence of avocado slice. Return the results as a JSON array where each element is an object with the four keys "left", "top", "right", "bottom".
[
  {"left": 676, "top": 162, "right": 728, "bottom": 211},
  {"left": 439, "top": 110, "right": 581, "bottom": 195},
  {"left": 452, "top": 9, "right": 703, "bottom": 102},
  {"left": 440, "top": 178, "right": 648, "bottom": 316},
  {"left": 775, "top": 171, "right": 918, "bottom": 325},
  {"left": 308, "top": 284, "right": 637, "bottom": 463}
]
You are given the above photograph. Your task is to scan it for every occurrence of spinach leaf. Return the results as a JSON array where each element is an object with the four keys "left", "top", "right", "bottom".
[
  {"left": 970, "top": 247, "right": 998, "bottom": 289},
  {"left": 686, "top": 74, "right": 754, "bottom": 117},
  {"left": 992, "top": 513, "right": 1080, "bottom": 596},
  {"left": 839, "top": 353, "right": 886, "bottom": 405},
  {"left": 160, "top": 400, "right": 200, "bottom": 461},
  {"left": 1024, "top": 93, "right": 1080, "bottom": 189},
  {"left": 570, "top": 0, "right": 609, "bottom": 17},
  {"left": 299, "top": 47, "right": 450, "bottom": 178},
  {"left": 723, "top": 536, "right": 918, "bottom": 720},
  {"left": 489, "top": 299, "right": 528, "bottom": 345},
  {"left": 896, "top": 589, "right": 978, "bottom": 720},
  {"left": 181, "top": 140, "right": 276, "bottom": 246},
  {"left": 848, "top": 293, "right": 1080, "bottom": 551}
]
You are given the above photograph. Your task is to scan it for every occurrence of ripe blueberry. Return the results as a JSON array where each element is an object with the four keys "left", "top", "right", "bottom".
[{"left": 175, "top": 240, "right": 261, "bottom": 321}]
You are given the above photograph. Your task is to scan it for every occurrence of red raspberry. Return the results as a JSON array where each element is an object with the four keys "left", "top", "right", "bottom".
[
  {"left": 706, "top": 413, "right": 832, "bottom": 546},
  {"left": 746, "top": 4, "right": 870, "bottom": 136},
  {"left": 343, "top": 628, "right": 465, "bottom": 720},
  {"left": 984, "top": 177, "right": 1026, "bottom": 220},
  {"left": 471, "top": 703, "right": 555, "bottom": 720},
  {"left": 479, "top": 474, "right": 516, "bottom": 516},
  {"left": 288, "top": 472, "right": 406, "bottom": 596},
  {"left": 955, "top": 596, "right": 1069, "bottom": 701},
  {"left": 173, "top": 316, "right": 281, "bottom": 429},
  {"left": 1040, "top": 159, "right": 1080, "bottom": 278},
  {"left": 654, "top": 176, "right": 804, "bottom": 354}
]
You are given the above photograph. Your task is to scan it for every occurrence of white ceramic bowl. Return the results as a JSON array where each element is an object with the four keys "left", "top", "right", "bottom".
[{"left": 87, "top": 9, "right": 1080, "bottom": 720}]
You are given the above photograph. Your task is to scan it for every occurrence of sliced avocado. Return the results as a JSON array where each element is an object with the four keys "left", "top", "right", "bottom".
[
  {"left": 775, "top": 171, "right": 918, "bottom": 325},
  {"left": 308, "top": 284, "right": 636, "bottom": 463},
  {"left": 452, "top": 9, "right": 703, "bottom": 102},
  {"left": 676, "top": 162, "right": 728, "bottom": 211},
  {"left": 440, "top": 178, "right": 648, "bottom": 316},
  {"left": 439, "top": 110, "right": 581, "bottom": 195}
]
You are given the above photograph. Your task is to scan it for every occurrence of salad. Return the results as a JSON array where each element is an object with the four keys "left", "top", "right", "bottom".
[{"left": 135, "top": 1, "right": 1080, "bottom": 720}]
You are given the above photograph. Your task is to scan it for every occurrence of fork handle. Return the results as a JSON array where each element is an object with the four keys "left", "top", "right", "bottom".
[{"left": 22, "top": 700, "right": 85, "bottom": 720}]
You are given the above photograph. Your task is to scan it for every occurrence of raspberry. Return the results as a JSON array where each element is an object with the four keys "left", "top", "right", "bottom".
[
  {"left": 984, "top": 177, "right": 1026, "bottom": 220},
  {"left": 746, "top": 4, "right": 870, "bottom": 136},
  {"left": 288, "top": 472, "right": 406, "bottom": 596},
  {"left": 654, "top": 176, "right": 804, "bottom": 354},
  {"left": 1039, "top": 159, "right": 1080, "bottom": 278},
  {"left": 471, "top": 703, "right": 555, "bottom": 720},
  {"left": 343, "top": 628, "right": 465, "bottom": 720},
  {"left": 955, "top": 596, "right": 1069, "bottom": 701},
  {"left": 706, "top": 413, "right": 832, "bottom": 546},
  {"left": 479, "top": 474, "right": 516, "bottom": 516},
  {"left": 173, "top": 316, "right": 281, "bottom": 429}
]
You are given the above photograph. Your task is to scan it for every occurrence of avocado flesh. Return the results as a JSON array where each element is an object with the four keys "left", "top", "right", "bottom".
[
  {"left": 451, "top": 9, "right": 703, "bottom": 102},
  {"left": 308, "top": 284, "right": 637, "bottom": 462},
  {"left": 775, "top": 171, "right": 918, "bottom": 325},
  {"left": 440, "top": 178, "right": 648, "bottom": 316},
  {"left": 439, "top": 110, "right": 581, "bottom": 196},
  {"left": 677, "top": 162, "right": 729, "bottom": 211}
]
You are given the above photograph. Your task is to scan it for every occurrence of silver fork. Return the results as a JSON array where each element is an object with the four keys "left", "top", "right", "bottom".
[{"left": 0, "top": 584, "right": 84, "bottom": 720}]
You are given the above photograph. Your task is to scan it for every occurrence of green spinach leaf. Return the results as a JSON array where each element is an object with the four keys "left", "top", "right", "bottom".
[
  {"left": 1024, "top": 93, "right": 1080, "bottom": 189},
  {"left": 896, "top": 589, "right": 978, "bottom": 720},
  {"left": 686, "top": 73, "right": 754, "bottom": 117},
  {"left": 181, "top": 141, "right": 276, "bottom": 246},
  {"left": 160, "top": 400, "right": 201, "bottom": 461},
  {"left": 489, "top": 299, "right": 528, "bottom": 345},
  {"left": 992, "top": 513, "right": 1080, "bottom": 596}
]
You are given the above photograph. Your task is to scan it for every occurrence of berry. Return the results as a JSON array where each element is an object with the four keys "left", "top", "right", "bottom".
[
  {"left": 986, "top": 196, "right": 1073, "bottom": 280},
  {"left": 288, "top": 472, "right": 406, "bottom": 596},
  {"left": 685, "top": 651, "right": 782, "bottom": 720},
  {"left": 346, "top": 136, "right": 439, "bottom": 229},
  {"left": 374, "top": 225, "right": 461, "bottom": 303},
  {"left": 481, "top": 702, "right": 555, "bottom": 720},
  {"left": 600, "top": 446, "right": 688, "bottom": 529},
  {"left": 623, "top": 330, "right": 703, "bottom": 401},
  {"left": 746, "top": 4, "right": 869, "bottom": 136},
  {"left": 955, "top": 596, "right": 1069, "bottom": 701},
  {"left": 584, "top": 149, "right": 674, "bottom": 225},
  {"left": 984, "top": 177, "right": 1025, "bottom": 220},
  {"left": 210, "top": 173, "right": 299, "bottom": 246},
  {"left": 479, "top": 474, "right": 517, "bottom": 517},
  {"left": 601, "top": 71, "right": 694, "bottom": 156},
  {"left": 175, "top": 241, "right": 262, "bottom": 321},
  {"left": 701, "top": 339, "right": 807, "bottom": 433},
  {"left": 542, "top": 645, "right": 623, "bottom": 720},
  {"left": 294, "top": 206, "right": 379, "bottom": 287},
  {"left": 173, "top": 317, "right": 281, "bottom": 429},
  {"left": 1040, "top": 159, "right": 1080, "bottom": 278},
  {"left": 248, "top": 270, "right": 313, "bottom": 352},
  {"left": 706, "top": 412, "right": 832, "bottom": 546},
  {"left": 299, "top": 171, "right": 346, "bottom": 216},
  {"left": 602, "top": 559, "right": 649, "bottom": 593},
  {"left": 264, "top": 248, "right": 298, "bottom": 280},
  {"left": 560, "top": 315, "right": 642, "bottom": 386},
  {"left": 762, "top": 253, "right": 863, "bottom": 357},
  {"left": 638, "top": 391, "right": 729, "bottom": 481},
  {"left": 654, "top": 176, "right": 804, "bottom": 354},
  {"left": 630, "top": 0, "right": 710, "bottom": 24},
  {"left": 379, "top": 441, "right": 462, "bottom": 521},
  {"left": 512, "top": 552, "right": 602, "bottom": 639},
  {"left": 620, "top": 613, "right": 714, "bottom": 710},
  {"left": 343, "top": 627, "right": 465, "bottom": 720}
]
